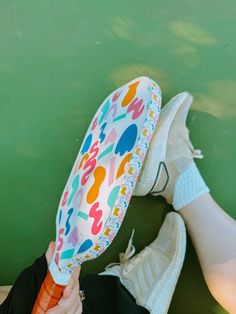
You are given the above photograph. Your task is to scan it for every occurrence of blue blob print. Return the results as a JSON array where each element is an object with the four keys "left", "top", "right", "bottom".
[
  {"left": 65, "top": 208, "right": 74, "bottom": 236},
  {"left": 115, "top": 124, "right": 138, "bottom": 156},
  {"left": 81, "top": 134, "right": 92, "bottom": 155},
  {"left": 77, "top": 239, "right": 93, "bottom": 254},
  {"left": 99, "top": 122, "right": 107, "bottom": 143}
]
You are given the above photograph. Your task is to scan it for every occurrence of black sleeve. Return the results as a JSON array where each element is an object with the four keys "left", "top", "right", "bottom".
[
  {"left": 0, "top": 256, "right": 150, "bottom": 314},
  {"left": 80, "top": 274, "right": 150, "bottom": 314},
  {"left": 0, "top": 254, "right": 47, "bottom": 314}
]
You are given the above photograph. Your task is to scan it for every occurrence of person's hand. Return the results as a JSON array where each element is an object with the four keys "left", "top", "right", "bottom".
[
  {"left": 45, "top": 241, "right": 83, "bottom": 314},
  {"left": 46, "top": 266, "right": 82, "bottom": 314}
]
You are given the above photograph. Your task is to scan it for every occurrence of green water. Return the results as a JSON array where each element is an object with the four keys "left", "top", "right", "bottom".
[{"left": 0, "top": 1, "right": 235, "bottom": 312}]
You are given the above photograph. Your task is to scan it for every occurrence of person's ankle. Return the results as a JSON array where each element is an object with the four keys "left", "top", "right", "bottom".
[{"left": 151, "top": 158, "right": 209, "bottom": 211}]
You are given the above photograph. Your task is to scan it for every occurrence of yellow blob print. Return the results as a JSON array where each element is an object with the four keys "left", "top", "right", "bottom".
[
  {"left": 121, "top": 81, "right": 140, "bottom": 107},
  {"left": 116, "top": 153, "right": 132, "bottom": 179},
  {"left": 85, "top": 254, "right": 91, "bottom": 259},
  {"left": 149, "top": 110, "right": 154, "bottom": 118},
  {"left": 135, "top": 147, "right": 141, "bottom": 155},
  {"left": 87, "top": 166, "right": 106, "bottom": 204},
  {"left": 142, "top": 128, "right": 148, "bottom": 136},
  {"left": 94, "top": 245, "right": 101, "bottom": 251},
  {"left": 128, "top": 167, "right": 134, "bottom": 175},
  {"left": 104, "top": 228, "right": 111, "bottom": 236},
  {"left": 153, "top": 94, "right": 157, "bottom": 101},
  {"left": 78, "top": 153, "right": 89, "bottom": 170},
  {"left": 113, "top": 207, "right": 120, "bottom": 216},
  {"left": 121, "top": 186, "right": 127, "bottom": 195}
]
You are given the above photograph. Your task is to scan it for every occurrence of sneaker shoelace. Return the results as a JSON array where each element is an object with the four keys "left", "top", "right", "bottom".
[
  {"left": 110, "top": 229, "right": 151, "bottom": 273},
  {"left": 182, "top": 127, "right": 203, "bottom": 159},
  {"left": 104, "top": 229, "right": 136, "bottom": 270},
  {"left": 123, "top": 246, "right": 151, "bottom": 273}
]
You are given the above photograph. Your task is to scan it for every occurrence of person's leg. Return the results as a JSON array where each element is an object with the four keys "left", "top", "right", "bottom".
[
  {"left": 179, "top": 193, "right": 236, "bottom": 314},
  {"left": 134, "top": 92, "right": 236, "bottom": 313}
]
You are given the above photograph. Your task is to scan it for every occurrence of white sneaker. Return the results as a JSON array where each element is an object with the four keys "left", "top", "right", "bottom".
[
  {"left": 133, "top": 92, "right": 203, "bottom": 202},
  {"left": 99, "top": 212, "right": 186, "bottom": 314}
]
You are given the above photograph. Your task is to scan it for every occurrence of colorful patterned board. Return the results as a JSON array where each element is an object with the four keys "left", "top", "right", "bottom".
[{"left": 49, "top": 76, "right": 162, "bottom": 284}]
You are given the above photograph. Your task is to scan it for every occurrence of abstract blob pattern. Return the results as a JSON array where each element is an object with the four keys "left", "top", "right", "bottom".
[{"left": 49, "top": 77, "right": 162, "bottom": 283}]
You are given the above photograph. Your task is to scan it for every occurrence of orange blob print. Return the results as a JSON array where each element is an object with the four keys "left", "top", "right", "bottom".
[
  {"left": 78, "top": 153, "right": 89, "bottom": 170},
  {"left": 121, "top": 81, "right": 140, "bottom": 107},
  {"left": 116, "top": 153, "right": 132, "bottom": 179},
  {"left": 86, "top": 166, "right": 106, "bottom": 204}
]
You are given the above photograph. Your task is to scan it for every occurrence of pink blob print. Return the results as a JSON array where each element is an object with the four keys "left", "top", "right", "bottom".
[
  {"left": 105, "top": 128, "right": 117, "bottom": 145},
  {"left": 108, "top": 156, "right": 116, "bottom": 186},
  {"left": 81, "top": 141, "right": 99, "bottom": 185},
  {"left": 91, "top": 116, "right": 98, "bottom": 131},
  {"left": 89, "top": 202, "right": 103, "bottom": 235},
  {"left": 127, "top": 98, "right": 144, "bottom": 120},
  {"left": 112, "top": 90, "right": 121, "bottom": 102},
  {"left": 61, "top": 191, "right": 69, "bottom": 207}
]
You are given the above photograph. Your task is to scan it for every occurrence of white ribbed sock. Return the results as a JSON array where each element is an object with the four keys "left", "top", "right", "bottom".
[{"left": 173, "top": 159, "right": 209, "bottom": 210}]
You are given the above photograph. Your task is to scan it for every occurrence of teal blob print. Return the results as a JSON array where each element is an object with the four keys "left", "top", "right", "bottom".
[
  {"left": 108, "top": 186, "right": 120, "bottom": 209},
  {"left": 58, "top": 209, "right": 62, "bottom": 224},
  {"left": 99, "top": 99, "right": 110, "bottom": 125},
  {"left": 61, "top": 249, "right": 75, "bottom": 260},
  {"left": 67, "top": 175, "right": 80, "bottom": 206}
]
